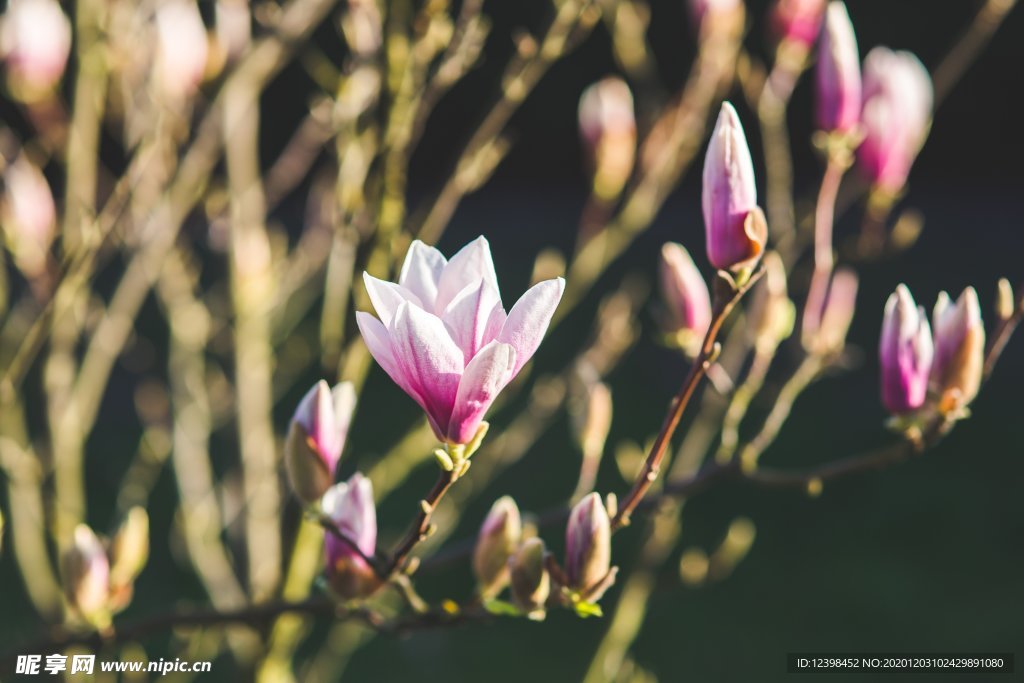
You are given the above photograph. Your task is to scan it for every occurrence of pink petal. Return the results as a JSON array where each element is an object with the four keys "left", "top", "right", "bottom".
[
  {"left": 363, "top": 272, "right": 422, "bottom": 327},
  {"left": 497, "top": 277, "right": 565, "bottom": 376},
  {"left": 399, "top": 240, "right": 447, "bottom": 311},
  {"left": 447, "top": 341, "right": 516, "bottom": 444},
  {"left": 356, "top": 311, "right": 435, "bottom": 433},
  {"left": 442, "top": 279, "right": 506, "bottom": 359},
  {"left": 435, "top": 236, "right": 499, "bottom": 312},
  {"left": 390, "top": 302, "right": 465, "bottom": 437}
]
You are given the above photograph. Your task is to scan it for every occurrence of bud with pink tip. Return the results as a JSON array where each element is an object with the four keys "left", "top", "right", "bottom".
[
  {"left": 578, "top": 78, "right": 636, "bottom": 201},
  {"left": 702, "top": 103, "right": 766, "bottom": 274},
  {"left": 802, "top": 267, "right": 858, "bottom": 355},
  {"left": 154, "top": 1, "right": 209, "bottom": 103},
  {"left": 879, "top": 285, "right": 933, "bottom": 415},
  {"left": 930, "top": 288, "right": 985, "bottom": 411},
  {"left": 322, "top": 473, "right": 381, "bottom": 601},
  {"left": 857, "top": 48, "right": 933, "bottom": 195},
  {"left": 659, "top": 242, "right": 712, "bottom": 354},
  {"left": 564, "top": 492, "right": 611, "bottom": 596},
  {"left": 770, "top": 0, "right": 826, "bottom": 47},
  {"left": 62, "top": 525, "right": 111, "bottom": 628},
  {"left": 0, "top": 0, "right": 71, "bottom": 101},
  {"left": 473, "top": 496, "right": 522, "bottom": 598},
  {"left": 815, "top": 2, "right": 860, "bottom": 135},
  {"left": 508, "top": 537, "right": 550, "bottom": 617},
  {"left": 1, "top": 154, "right": 56, "bottom": 278},
  {"left": 285, "top": 381, "right": 357, "bottom": 504}
]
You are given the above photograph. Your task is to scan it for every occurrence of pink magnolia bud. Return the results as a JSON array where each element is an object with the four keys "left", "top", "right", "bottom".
[
  {"left": 930, "top": 288, "right": 985, "bottom": 411},
  {"left": 815, "top": 2, "right": 860, "bottom": 135},
  {"left": 357, "top": 237, "right": 564, "bottom": 446},
  {"left": 508, "top": 537, "right": 550, "bottom": 615},
  {"left": 1, "top": 155, "right": 56, "bottom": 278},
  {"left": 770, "top": 0, "right": 826, "bottom": 47},
  {"left": 702, "top": 102, "right": 766, "bottom": 274},
  {"left": 285, "top": 380, "right": 357, "bottom": 504},
  {"left": 857, "top": 48, "right": 933, "bottom": 195},
  {"left": 62, "top": 525, "right": 111, "bottom": 626},
  {"left": 0, "top": 0, "right": 71, "bottom": 100},
  {"left": 564, "top": 492, "right": 611, "bottom": 594},
  {"left": 578, "top": 78, "right": 636, "bottom": 201},
  {"left": 879, "top": 285, "right": 933, "bottom": 415},
  {"left": 473, "top": 496, "right": 522, "bottom": 598},
  {"left": 154, "top": 1, "right": 209, "bottom": 103},
  {"left": 659, "top": 242, "right": 712, "bottom": 353},
  {"left": 802, "top": 267, "right": 858, "bottom": 355},
  {"left": 322, "top": 473, "right": 381, "bottom": 600}
]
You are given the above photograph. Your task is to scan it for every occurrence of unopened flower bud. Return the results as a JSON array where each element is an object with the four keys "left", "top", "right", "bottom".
[
  {"left": 747, "top": 251, "right": 794, "bottom": 353},
  {"left": 815, "top": 2, "right": 860, "bottom": 135},
  {"left": 322, "top": 473, "right": 381, "bottom": 601},
  {"left": 931, "top": 288, "right": 985, "bottom": 411},
  {"left": 857, "top": 47, "right": 932, "bottom": 195},
  {"left": 154, "top": 1, "right": 209, "bottom": 103},
  {"left": 879, "top": 285, "right": 933, "bottom": 415},
  {"left": 62, "top": 525, "right": 111, "bottom": 627},
  {"left": 578, "top": 78, "right": 636, "bottom": 201},
  {"left": 285, "top": 380, "right": 357, "bottom": 504},
  {"left": 473, "top": 496, "right": 522, "bottom": 598},
  {"left": 508, "top": 537, "right": 550, "bottom": 615},
  {"left": 565, "top": 493, "right": 611, "bottom": 594},
  {"left": 0, "top": 0, "right": 71, "bottom": 101},
  {"left": 802, "top": 267, "right": 858, "bottom": 355},
  {"left": 703, "top": 103, "right": 766, "bottom": 274},
  {"left": 1, "top": 155, "right": 56, "bottom": 278},
  {"left": 770, "top": 0, "right": 826, "bottom": 48},
  {"left": 109, "top": 508, "right": 149, "bottom": 591},
  {"left": 659, "top": 243, "right": 712, "bottom": 354}
]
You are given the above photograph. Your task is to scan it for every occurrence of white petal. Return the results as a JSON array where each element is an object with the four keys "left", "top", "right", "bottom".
[
  {"left": 442, "top": 279, "right": 505, "bottom": 359},
  {"left": 435, "top": 236, "right": 499, "bottom": 312},
  {"left": 399, "top": 240, "right": 447, "bottom": 310},
  {"left": 363, "top": 272, "right": 422, "bottom": 327},
  {"left": 447, "top": 341, "right": 516, "bottom": 444},
  {"left": 497, "top": 277, "right": 564, "bottom": 376}
]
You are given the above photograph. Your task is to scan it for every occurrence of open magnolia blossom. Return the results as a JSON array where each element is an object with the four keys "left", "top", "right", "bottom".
[{"left": 357, "top": 237, "right": 565, "bottom": 447}]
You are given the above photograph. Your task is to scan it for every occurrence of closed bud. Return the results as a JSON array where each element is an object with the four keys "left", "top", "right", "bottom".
[
  {"left": 747, "top": 251, "right": 794, "bottom": 353},
  {"left": 879, "top": 285, "right": 933, "bottom": 415},
  {"left": 815, "top": 2, "right": 860, "bottom": 135},
  {"left": 1, "top": 155, "right": 56, "bottom": 278},
  {"left": 508, "top": 537, "right": 550, "bottom": 615},
  {"left": 659, "top": 243, "right": 712, "bottom": 355},
  {"left": 770, "top": 0, "right": 826, "bottom": 48},
  {"left": 703, "top": 103, "right": 766, "bottom": 274},
  {"left": 285, "top": 380, "right": 357, "bottom": 504},
  {"left": 802, "top": 267, "right": 858, "bottom": 355},
  {"left": 154, "top": 1, "right": 209, "bottom": 103},
  {"left": 0, "top": 0, "right": 71, "bottom": 101},
  {"left": 565, "top": 493, "right": 611, "bottom": 594},
  {"left": 995, "top": 278, "right": 1013, "bottom": 322},
  {"left": 473, "top": 496, "right": 522, "bottom": 598},
  {"left": 578, "top": 78, "right": 636, "bottom": 201},
  {"left": 322, "top": 473, "right": 381, "bottom": 601},
  {"left": 62, "top": 525, "right": 111, "bottom": 627},
  {"left": 857, "top": 47, "right": 932, "bottom": 195},
  {"left": 931, "top": 288, "right": 985, "bottom": 412},
  {"left": 109, "top": 507, "right": 149, "bottom": 591}
]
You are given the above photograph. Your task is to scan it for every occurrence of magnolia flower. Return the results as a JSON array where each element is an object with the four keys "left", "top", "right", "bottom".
[
  {"left": 879, "top": 285, "right": 933, "bottom": 415},
  {"left": 770, "top": 0, "right": 826, "bottom": 47},
  {"left": 285, "top": 380, "right": 357, "bottom": 503},
  {"left": 857, "top": 47, "right": 933, "bottom": 195},
  {"left": 322, "top": 473, "right": 381, "bottom": 600},
  {"left": 578, "top": 78, "right": 636, "bottom": 200},
  {"left": 154, "top": 1, "right": 209, "bottom": 102},
  {"left": 565, "top": 493, "right": 611, "bottom": 595},
  {"left": 62, "top": 525, "right": 111, "bottom": 626},
  {"left": 659, "top": 242, "right": 712, "bottom": 353},
  {"left": 703, "top": 102, "right": 766, "bottom": 274},
  {"left": 356, "top": 237, "right": 564, "bottom": 446},
  {"left": 815, "top": 2, "right": 861, "bottom": 135},
  {"left": 1, "top": 155, "right": 56, "bottom": 278},
  {"left": 931, "top": 288, "right": 985, "bottom": 410},
  {"left": 473, "top": 496, "right": 522, "bottom": 598},
  {"left": 0, "top": 0, "right": 71, "bottom": 99}
]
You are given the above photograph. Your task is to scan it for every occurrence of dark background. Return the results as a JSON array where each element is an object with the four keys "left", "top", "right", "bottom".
[{"left": 3, "top": 0, "right": 1023, "bottom": 681}]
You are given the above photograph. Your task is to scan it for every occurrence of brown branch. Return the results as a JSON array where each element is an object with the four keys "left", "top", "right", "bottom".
[{"left": 383, "top": 469, "right": 459, "bottom": 576}]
